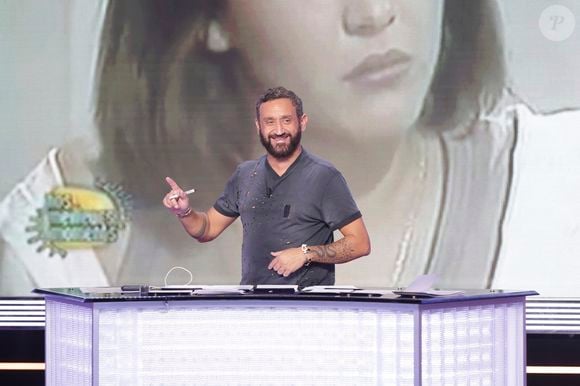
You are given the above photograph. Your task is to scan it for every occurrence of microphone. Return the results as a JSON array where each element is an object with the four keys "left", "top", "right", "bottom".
[{"left": 266, "top": 187, "right": 273, "bottom": 198}]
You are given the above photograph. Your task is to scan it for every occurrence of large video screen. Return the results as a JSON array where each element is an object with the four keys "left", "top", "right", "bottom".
[{"left": 1, "top": 0, "right": 579, "bottom": 296}]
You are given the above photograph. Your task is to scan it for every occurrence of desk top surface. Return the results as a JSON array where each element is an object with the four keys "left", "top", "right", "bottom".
[{"left": 34, "top": 286, "right": 537, "bottom": 305}]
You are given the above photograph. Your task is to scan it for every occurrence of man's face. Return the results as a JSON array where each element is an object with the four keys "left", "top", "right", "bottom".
[{"left": 256, "top": 98, "right": 307, "bottom": 159}]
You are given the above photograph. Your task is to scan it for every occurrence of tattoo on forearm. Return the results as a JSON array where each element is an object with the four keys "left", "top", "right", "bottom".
[
  {"left": 191, "top": 213, "right": 208, "bottom": 239},
  {"left": 311, "top": 245, "right": 336, "bottom": 259},
  {"left": 308, "top": 238, "right": 356, "bottom": 264}
]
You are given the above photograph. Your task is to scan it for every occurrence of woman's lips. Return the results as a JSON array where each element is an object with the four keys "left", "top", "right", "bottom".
[{"left": 343, "top": 49, "right": 412, "bottom": 88}]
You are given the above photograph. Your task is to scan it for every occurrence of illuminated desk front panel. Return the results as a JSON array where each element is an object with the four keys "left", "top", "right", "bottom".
[{"left": 38, "top": 289, "right": 533, "bottom": 386}]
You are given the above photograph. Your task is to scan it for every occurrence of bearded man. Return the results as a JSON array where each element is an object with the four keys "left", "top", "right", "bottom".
[{"left": 163, "top": 87, "right": 370, "bottom": 286}]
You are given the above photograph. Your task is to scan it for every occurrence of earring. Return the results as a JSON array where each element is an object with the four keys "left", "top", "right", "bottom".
[{"left": 207, "top": 20, "right": 230, "bottom": 53}]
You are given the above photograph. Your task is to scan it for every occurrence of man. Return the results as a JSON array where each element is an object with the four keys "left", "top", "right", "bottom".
[{"left": 163, "top": 87, "right": 370, "bottom": 286}]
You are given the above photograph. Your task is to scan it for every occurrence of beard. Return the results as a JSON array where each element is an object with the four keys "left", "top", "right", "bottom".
[{"left": 259, "top": 127, "right": 302, "bottom": 159}]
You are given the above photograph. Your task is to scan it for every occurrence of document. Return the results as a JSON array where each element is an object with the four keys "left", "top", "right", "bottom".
[{"left": 393, "top": 274, "right": 465, "bottom": 297}]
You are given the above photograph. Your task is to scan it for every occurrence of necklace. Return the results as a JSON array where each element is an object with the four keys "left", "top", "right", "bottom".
[{"left": 390, "top": 137, "right": 431, "bottom": 285}]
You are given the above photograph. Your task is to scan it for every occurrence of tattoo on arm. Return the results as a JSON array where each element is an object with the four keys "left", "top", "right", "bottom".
[
  {"left": 308, "top": 238, "right": 356, "bottom": 264},
  {"left": 191, "top": 212, "right": 208, "bottom": 240}
]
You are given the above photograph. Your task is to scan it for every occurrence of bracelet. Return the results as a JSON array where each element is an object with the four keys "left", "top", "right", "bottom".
[
  {"left": 176, "top": 207, "right": 193, "bottom": 218},
  {"left": 301, "top": 244, "right": 312, "bottom": 266}
]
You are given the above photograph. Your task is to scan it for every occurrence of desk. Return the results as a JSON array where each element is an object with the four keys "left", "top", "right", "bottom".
[{"left": 36, "top": 287, "right": 535, "bottom": 385}]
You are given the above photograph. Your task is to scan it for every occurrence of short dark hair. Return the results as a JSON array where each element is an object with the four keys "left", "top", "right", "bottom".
[{"left": 255, "top": 87, "right": 304, "bottom": 121}]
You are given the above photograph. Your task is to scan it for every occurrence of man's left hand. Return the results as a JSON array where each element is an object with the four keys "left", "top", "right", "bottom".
[{"left": 268, "top": 248, "right": 307, "bottom": 277}]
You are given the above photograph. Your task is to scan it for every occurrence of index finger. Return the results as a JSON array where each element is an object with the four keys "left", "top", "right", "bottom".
[{"left": 165, "top": 176, "right": 182, "bottom": 191}]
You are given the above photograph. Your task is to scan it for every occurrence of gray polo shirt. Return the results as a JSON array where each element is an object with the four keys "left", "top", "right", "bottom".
[{"left": 214, "top": 149, "right": 361, "bottom": 286}]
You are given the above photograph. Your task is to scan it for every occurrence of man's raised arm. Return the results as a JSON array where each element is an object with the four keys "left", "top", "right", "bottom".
[{"left": 162, "top": 177, "right": 236, "bottom": 243}]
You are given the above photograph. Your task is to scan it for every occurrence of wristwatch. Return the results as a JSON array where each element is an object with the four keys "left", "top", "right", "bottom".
[{"left": 301, "top": 244, "right": 312, "bottom": 266}]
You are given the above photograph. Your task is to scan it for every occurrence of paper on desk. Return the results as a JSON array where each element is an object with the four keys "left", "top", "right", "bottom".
[
  {"left": 405, "top": 274, "right": 437, "bottom": 291},
  {"left": 300, "top": 285, "right": 359, "bottom": 293},
  {"left": 193, "top": 285, "right": 253, "bottom": 295},
  {"left": 395, "top": 274, "right": 464, "bottom": 297},
  {"left": 146, "top": 285, "right": 251, "bottom": 295}
]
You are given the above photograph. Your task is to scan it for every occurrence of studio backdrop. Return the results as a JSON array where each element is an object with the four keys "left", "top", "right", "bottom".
[{"left": 1, "top": 0, "right": 580, "bottom": 296}]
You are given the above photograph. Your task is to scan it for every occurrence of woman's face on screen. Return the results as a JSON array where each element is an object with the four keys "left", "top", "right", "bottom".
[{"left": 226, "top": 0, "right": 444, "bottom": 141}]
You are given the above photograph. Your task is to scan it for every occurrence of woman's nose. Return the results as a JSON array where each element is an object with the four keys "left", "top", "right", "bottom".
[{"left": 343, "top": 0, "right": 396, "bottom": 36}]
